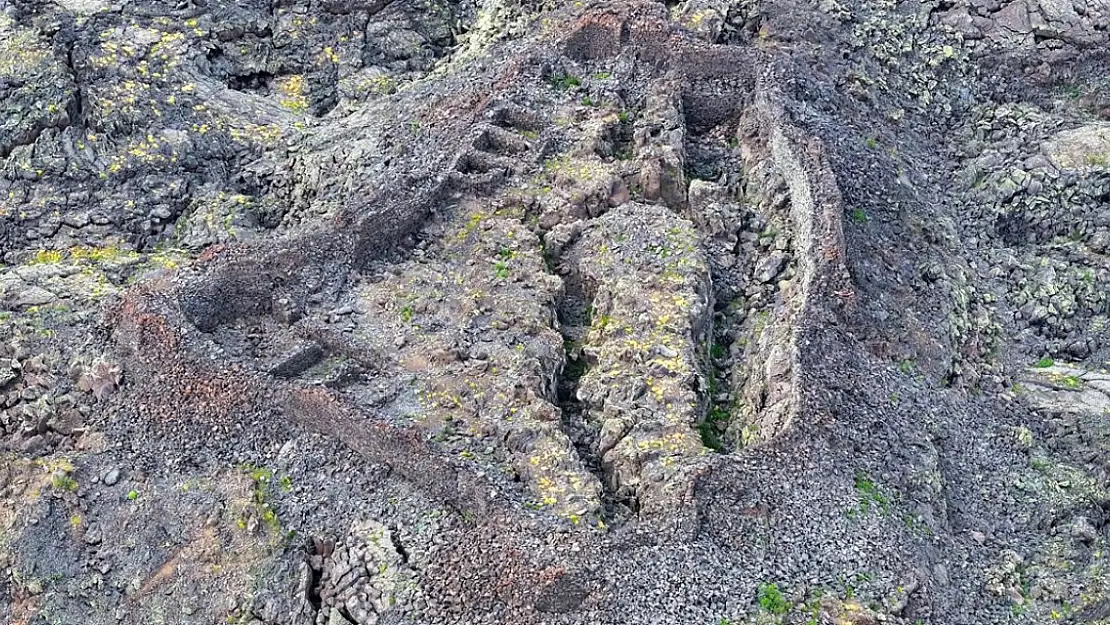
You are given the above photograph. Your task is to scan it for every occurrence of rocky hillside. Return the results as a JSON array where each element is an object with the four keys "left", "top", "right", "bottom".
[{"left": 1, "top": 0, "right": 1109, "bottom": 623}]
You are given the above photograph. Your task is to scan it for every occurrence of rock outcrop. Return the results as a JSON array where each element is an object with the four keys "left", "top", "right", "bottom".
[{"left": 2, "top": 0, "right": 1110, "bottom": 624}]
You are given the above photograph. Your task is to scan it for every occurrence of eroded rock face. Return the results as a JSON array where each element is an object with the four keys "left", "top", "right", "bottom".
[
  {"left": 302, "top": 520, "right": 416, "bottom": 625},
  {"left": 561, "top": 202, "right": 711, "bottom": 514},
  {"left": 3, "top": 0, "right": 1110, "bottom": 623}
]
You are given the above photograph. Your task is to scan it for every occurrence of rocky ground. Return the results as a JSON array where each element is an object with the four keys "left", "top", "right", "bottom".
[{"left": 1, "top": 0, "right": 1109, "bottom": 623}]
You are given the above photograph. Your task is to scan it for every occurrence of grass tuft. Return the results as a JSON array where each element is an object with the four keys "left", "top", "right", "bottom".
[{"left": 757, "top": 582, "right": 789, "bottom": 615}]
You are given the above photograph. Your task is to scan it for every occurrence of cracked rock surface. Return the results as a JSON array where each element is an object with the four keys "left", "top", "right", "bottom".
[{"left": 2, "top": 0, "right": 1110, "bottom": 624}]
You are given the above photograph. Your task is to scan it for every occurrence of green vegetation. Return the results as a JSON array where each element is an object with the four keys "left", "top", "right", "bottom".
[
  {"left": 51, "top": 474, "right": 78, "bottom": 492},
  {"left": 1014, "top": 425, "right": 1034, "bottom": 448},
  {"left": 802, "top": 596, "right": 821, "bottom": 625},
  {"left": 898, "top": 358, "right": 914, "bottom": 374},
  {"left": 1086, "top": 153, "right": 1109, "bottom": 167},
  {"left": 864, "top": 136, "right": 879, "bottom": 150},
  {"left": 757, "top": 582, "right": 789, "bottom": 615},
  {"left": 852, "top": 473, "right": 890, "bottom": 516},
  {"left": 127, "top": 489, "right": 139, "bottom": 500},
  {"left": 699, "top": 405, "right": 729, "bottom": 451},
  {"left": 580, "top": 96, "right": 596, "bottom": 106},
  {"left": 1052, "top": 373, "right": 1083, "bottom": 389},
  {"left": 710, "top": 341, "right": 728, "bottom": 360},
  {"left": 1056, "top": 375, "right": 1083, "bottom": 388},
  {"left": 563, "top": 353, "right": 587, "bottom": 381},
  {"left": 849, "top": 207, "right": 868, "bottom": 224},
  {"left": 595, "top": 313, "right": 612, "bottom": 331},
  {"left": 30, "top": 249, "right": 63, "bottom": 264},
  {"left": 1034, "top": 357, "right": 1054, "bottom": 368},
  {"left": 903, "top": 513, "right": 931, "bottom": 534},
  {"left": 276, "top": 74, "right": 309, "bottom": 113},
  {"left": 550, "top": 73, "right": 581, "bottom": 91},
  {"left": 493, "top": 260, "right": 509, "bottom": 279},
  {"left": 241, "top": 465, "right": 282, "bottom": 533},
  {"left": 399, "top": 305, "right": 414, "bottom": 323}
]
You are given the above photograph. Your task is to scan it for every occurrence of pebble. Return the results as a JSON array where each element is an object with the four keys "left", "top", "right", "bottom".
[
  {"left": 103, "top": 468, "right": 121, "bottom": 486},
  {"left": 656, "top": 345, "right": 678, "bottom": 358}
]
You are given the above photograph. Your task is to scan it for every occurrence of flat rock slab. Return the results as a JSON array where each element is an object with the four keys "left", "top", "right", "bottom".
[{"left": 1041, "top": 123, "right": 1110, "bottom": 170}]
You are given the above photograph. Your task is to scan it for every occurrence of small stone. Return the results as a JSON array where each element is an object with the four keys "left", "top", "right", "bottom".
[
  {"left": 755, "top": 251, "right": 788, "bottom": 283},
  {"left": 27, "top": 580, "right": 43, "bottom": 595},
  {"left": 1069, "top": 517, "right": 1099, "bottom": 543},
  {"left": 63, "top": 212, "right": 91, "bottom": 228},
  {"left": 103, "top": 468, "right": 121, "bottom": 486},
  {"left": 328, "top": 608, "right": 354, "bottom": 625}
]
